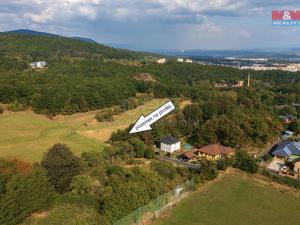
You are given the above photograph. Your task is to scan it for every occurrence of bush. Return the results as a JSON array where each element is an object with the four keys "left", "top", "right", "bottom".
[
  {"left": 95, "top": 110, "right": 114, "bottom": 122},
  {"left": 261, "top": 169, "right": 300, "bottom": 189},
  {"left": 71, "top": 175, "right": 93, "bottom": 195},
  {"left": 0, "top": 166, "right": 55, "bottom": 225},
  {"left": 216, "top": 157, "right": 233, "bottom": 171},
  {"left": 144, "top": 147, "right": 155, "bottom": 159},
  {"left": 150, "top": 160, "right": 177, "bottom": 180},
  {"left": 9, "top": 100, "right": 24, "bottom": 112},
  {"left": 26, "top": 204, "right": 107, "bottom": 225},
  {"left": 81, "top": 150, "right": 103, "bottom": 167},
  {"left": 41, "top": 144, "right": 81, "bottom": 193},
  {"left": 198, "top": 160, "right": 218, "bottom": 180},
  {"left": 126, "top": 159, "right": 144, "bottom": 165},
  {"left": 234, "top": 150, "right": 258, "bottom": 173}
]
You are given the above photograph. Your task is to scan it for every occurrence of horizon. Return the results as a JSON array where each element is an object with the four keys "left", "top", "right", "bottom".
[{"left": 1, "top": 1, "right": 300, "bottom": 51}]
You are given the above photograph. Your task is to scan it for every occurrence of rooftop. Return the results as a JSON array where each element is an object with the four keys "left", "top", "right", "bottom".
[
  {"left": 195, "top": 144, "right": 235, "bottom": 156},
  {"left": 161, "top": 136, "right": 180, "bottom": 145},
  {"left": 272, "top": 141, "right": 300, "bottom": 158}
]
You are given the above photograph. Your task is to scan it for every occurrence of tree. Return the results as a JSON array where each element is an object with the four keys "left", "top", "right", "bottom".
[
  {"left": 129, "top": 138, "right": 145, "bottom": 158},
  {"left": 0, "top": 166, "right": 55, "bottom": 225},
  {"left": 71, "top": 175, "right": 93, "bottom": 195},
  {"left": 234, "top": 150, "right": 258, "bottom": 173},
  {"left": 289, "top": 120, "right": 300, "bottom": 134},
  {"left": 41, "top": 144, "right": 81, "bottom": 193},
  {"left": 197, "top": 116, "right": 244, "bottom": 148},
  {"left": 144, "top": 147, "right": 155, "bottom": 159},
  {"left": 198, "top": 160, "right": 218, "bottom": 180},
  {"left": 81, "top": 150, "right": 103, "bottom": 167}
]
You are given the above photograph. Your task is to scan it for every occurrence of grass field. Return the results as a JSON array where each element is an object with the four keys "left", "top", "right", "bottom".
[
  {"left": 0, "top": 98, "right": 168, "bottom": 162},
  {"left": 153, "top": 174, "right": 300, "bottom": 225}
]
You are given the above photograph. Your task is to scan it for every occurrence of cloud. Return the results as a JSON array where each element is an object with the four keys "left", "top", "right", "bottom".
[
  {"left": 0, "top": 0, "right": 300, "bottom": 49},
  {"left": 1, "top": 0, "right": 299, "bottom": 27}
]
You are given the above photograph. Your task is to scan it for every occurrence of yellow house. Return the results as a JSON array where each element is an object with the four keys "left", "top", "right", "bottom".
[
  {"left": 293, "top": 160, "right": 300, "bottom": 180},
  {"left": 195, "top": 144, "right": 235, "bottom": 161}
]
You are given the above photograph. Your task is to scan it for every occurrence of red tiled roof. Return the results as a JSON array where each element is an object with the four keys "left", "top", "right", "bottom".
[
  {"left": 195, "top": 144, "right": 235, "bottom": 156},
  {"left": 181, "top": 151, "right": 195, "bottom": 159}
]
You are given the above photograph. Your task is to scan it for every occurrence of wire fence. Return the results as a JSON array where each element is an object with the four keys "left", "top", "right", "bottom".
[{"left": 113, "top": 179, "right": 195, "bottom": 225}]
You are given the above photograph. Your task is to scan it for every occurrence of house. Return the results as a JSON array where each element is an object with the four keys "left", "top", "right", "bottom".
[
  {"left": 195, "top": 144, "right": 235, "bottom": 160},
  {"left": 160, "top": 136, "right": 180, "bottom": 153},
  {"left": 279, "top": 114, "right": 296, "bottom": 124},
  {"left": 177, "top": 58, "right": 184, "bottom": 63},
  {"left": 281, "top": 130, "right": 296, "bottom": 139},
  {"left": 186, "top": 59, "right": 193, "bottom": 63},
  {"left": 271, "top": 141, "right": 300, "bottom": 161},
  {"left": 156, "top": 58, "right": 167, "bottom": 64},
  {"left": 30, "top": 61, "right": 47, "bottom": 69},
  {"left": 180, "top": 151, "right": 195, "bottom": 161},
  {"left": 268, "top": 141, "right": 300, "bottom": 178}
]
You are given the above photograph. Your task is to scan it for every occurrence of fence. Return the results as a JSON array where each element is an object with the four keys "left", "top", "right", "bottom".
[{"left": 113, "top": 179, "right": 195, "bottom": 225}]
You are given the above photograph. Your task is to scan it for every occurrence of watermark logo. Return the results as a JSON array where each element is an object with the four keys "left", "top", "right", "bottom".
[{"left": 272, "top": 10, "right": 300, "bottom": 26}]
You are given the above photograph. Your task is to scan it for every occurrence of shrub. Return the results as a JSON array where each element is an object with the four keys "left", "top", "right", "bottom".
[
  {"left": 106, "top": 165, "right": 126, "bottom": 178},
  {"left": 0, "top": 105, "right": 4, "bottom": 114},
  {"left": 234, "top": 150, "right": 258, "bottom": 173},
  {"left": 26, "top": 204, "right": 107, "bottom": 225},
  {"left": 144, "top": 147, "right": 155, "bottom": 159},
  {"left": 198, "top": 160, "right": 218, "bottom": 180},
  {"left": 71, "top": 175, "right": 93, "bottom": 195},
  {"left": 81, "top": 150, "right": 103, "bottom": 167},
  {"left": 261, "top": 169, "right": 300, "bottom": 189},
  {"left": 95, "top": 110, "right": 114, "bottom": 122},
  {"left": 216, "top": 157, "right": 233, "bottom": 171},
  {"left": 0, "top": 166, "right": 55, "bottom": 225},
  {"left": 9, "top": 100, "right": 24, "bottom": 112},
  {"left": 150, "top": 160, "right": 177, "bottom": 180},
  {"left": 41, "top": 144, "right": 81, "bottom": 193},
  {"left": 126, "top": 159, "right": 144, "bottom": 165}
]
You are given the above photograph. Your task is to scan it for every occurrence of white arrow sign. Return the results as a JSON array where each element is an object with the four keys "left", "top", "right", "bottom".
[{"left": 129, "top": 101, "right": 176, "bottom": 134}]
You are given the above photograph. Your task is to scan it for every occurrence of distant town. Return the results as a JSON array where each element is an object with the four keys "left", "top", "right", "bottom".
[{"left": 156, "top": 57, "right": 300, "bottom": 72}]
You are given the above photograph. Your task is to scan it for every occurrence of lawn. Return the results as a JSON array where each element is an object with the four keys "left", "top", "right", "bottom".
[
  {"left": 153, "top": 174, "right": 300, "bottom": 225},
  {"left": 0, "top": 98, "right": 168, "bottom": 162}
]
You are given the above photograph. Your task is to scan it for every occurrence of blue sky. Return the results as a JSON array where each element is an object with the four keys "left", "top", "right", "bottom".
[{"left": 0, "top": 0, "right": 300, "bottom": 50}]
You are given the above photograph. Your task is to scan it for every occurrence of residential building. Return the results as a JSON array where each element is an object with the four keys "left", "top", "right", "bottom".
[
  {"left": 281, "top": 130, "right": 296, "bottom": 139},
  {"left": 279, "top": 114, "right": 296, "bottom": 124},
  {"left": 195, "top": 144, "right": 235, "bottom": 160},
  {"left": 160, "top": 136, "right": 181, "bottom": 153},
  {"left": 156, "top": 58, "right": 167, "bottom": 64},
  {"left": 30, "top": 61, "right": 47, "bottom": 69},
  {"left": 271, "top": 141, "right": 300, "bottom": 161},
  {"left": 177, "top": 58, "right": 184, "bottom": 62},
  {"left": 186, "top": 59, "right": 193, "bottom": 63},
  {"left": 268, "top": 141, "right": 300, "bottom": 179},
  {"left": 180, "top": 151, "right": 195, "bottom": 161}
]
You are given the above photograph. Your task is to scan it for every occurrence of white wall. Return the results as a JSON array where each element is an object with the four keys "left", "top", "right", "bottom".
[{"left": 160, "top": 141, "right": 180, "bottom": 153}]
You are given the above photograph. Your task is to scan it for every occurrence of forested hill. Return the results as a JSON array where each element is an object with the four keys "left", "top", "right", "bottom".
[
  {"left": 0, "top": 32, "right": 300, "bottom": 115},
  {"left": 0, "top": 33, "right": 155, "bottom": 67}
]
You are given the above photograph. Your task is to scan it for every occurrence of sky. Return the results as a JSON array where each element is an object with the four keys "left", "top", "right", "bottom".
[{"left": 0, "top": 0, "right": 300, "bottom": 50}]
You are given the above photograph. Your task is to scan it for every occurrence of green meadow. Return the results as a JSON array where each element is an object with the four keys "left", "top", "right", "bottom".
[
  {"left": 154, "top": 174, "right": 300, "bottom": 225},
  {"left": 0, "top": 98, "right": 168, "bottom": 162}
]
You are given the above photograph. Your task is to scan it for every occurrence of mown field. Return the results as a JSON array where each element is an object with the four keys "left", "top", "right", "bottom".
[
  {"left": 153, "top": 174, "right": 300, "bottom": 225},
  {"left": 0, "top": 98, "right": 168, "bottom": 162}
]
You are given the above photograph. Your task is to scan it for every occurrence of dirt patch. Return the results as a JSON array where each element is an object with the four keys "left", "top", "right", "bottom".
[
  {"left": 30, "top": 211, "right": 49, "bottom": 219},
  {"left": 135, "top": 73, "right": 156, "bottom": 82},
  {"left": 179, "top": 99, "right": 193, "bottom": 109}
]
